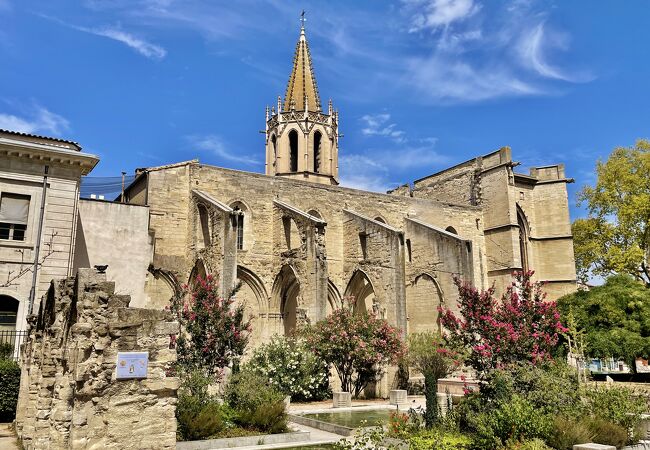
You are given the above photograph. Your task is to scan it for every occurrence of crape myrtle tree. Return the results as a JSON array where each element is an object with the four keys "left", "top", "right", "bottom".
[
  {"left": 573, "top": 140, "right": 650, "bottom": 287},
  {"left": 439, "top": 271, "right": 567, "bottom": 376},
  {"left": 303, "top": 297, "right": 404, "bottom": 398},
  {"left": 170, "top": 274, "right": 251, "bottom": 380},
  {"left": 407, "top": 332, "right": 462, "bottom": 428}
]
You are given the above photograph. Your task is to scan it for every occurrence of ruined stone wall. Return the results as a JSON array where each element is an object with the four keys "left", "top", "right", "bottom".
[{"left": 15, "top": 268, "right": 179, "bottom": 450}]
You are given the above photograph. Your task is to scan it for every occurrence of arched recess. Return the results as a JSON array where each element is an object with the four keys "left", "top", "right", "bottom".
[
  {"left": 406, "top": 274, "right": 444, "bottom": 335},
  {"left": 0, "top": 295, "right": 18, "bottom": 332},
  {"left": 236, "top": 266, "right": 268, "bottom": 345},
  {"left": 271, "top": 265, "right": 300, "bottom": 336},
  {"left": 313, "top": 131, "right": 322, "bottom": 173},
  {"left": 144, "top": 266, "right": 181, "bottom": 310},
  {"left": 374, "top": 216, "right": 387, "bottom": 224},
  {"left": 344, "top": 270, "right": 376, "bottom": 316},
  {"left": 188, "top": 259, "right": 208, "bottom": 289},
  {"left": 516, "top": 205, "right": 530, "bottom": 272},
  {"left": 289, "top": 129, "right": 299, "bottom": 172},
  {"left": 197, "top": 203, "right": 210, "bottom": 249},
  {"left": 326, "top": 279, "right": 342, "bottom": 316},
  {"left": 271, "top": 134, "right": 277, "bottom": 167},
  {"left": 307, "top": 209, "right": 323, "bottom": 220},
  {"left": 445, "top": 226, "right": 458, "bottom": 235}
]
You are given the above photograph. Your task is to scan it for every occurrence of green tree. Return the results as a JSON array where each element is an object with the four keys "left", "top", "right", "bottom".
[
  {"left": 557, "top": 275, "right": 650, "bottom": 366},
  {"left": 573, "top": 140, "right": 650, "bottom": 286},
  {"left": 406, "top": 332, "right": 461, "bottom": 428}
]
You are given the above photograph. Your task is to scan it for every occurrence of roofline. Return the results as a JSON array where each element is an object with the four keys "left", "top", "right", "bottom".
[
  {"left": 0, "top": 136, "right": 99, "bottom": 175},
  {"left": 0, "top": 128, "right": 82, "bottom": 150},
  {"left": 413, "top": 147, "right": 510, "bottom": 185}
]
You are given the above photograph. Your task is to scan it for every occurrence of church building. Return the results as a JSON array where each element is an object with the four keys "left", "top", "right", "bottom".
[{"left": 112, "top": 22, "right": 578, "bottom": 355}]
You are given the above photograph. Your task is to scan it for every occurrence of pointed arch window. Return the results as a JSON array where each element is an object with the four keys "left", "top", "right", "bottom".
[
  {"left": 289, "top": 130, "right": 298, "bottom": 172},
  {"left": 517, "top": 207, "right": 530, "bottom": 272},
  {"left": 271, "top": 134, "right": 277, "bottom": 167},
  {"left": 313, "top": 131, "right": 322, "bottom": 173}
]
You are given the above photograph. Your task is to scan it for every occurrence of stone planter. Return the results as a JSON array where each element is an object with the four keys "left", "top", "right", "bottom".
[
  {"left": 333, "top": 391, "right": 351, "bottom": 408},
  {"left": 389, "top": 389, "right": 407, "bottom": 407}
]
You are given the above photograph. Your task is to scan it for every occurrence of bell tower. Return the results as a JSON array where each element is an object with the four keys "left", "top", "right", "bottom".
[{"left": 264, "top": 17, "right": 339, "bottom": 185}]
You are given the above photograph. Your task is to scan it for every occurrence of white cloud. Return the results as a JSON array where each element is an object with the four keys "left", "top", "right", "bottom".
[
  {"left": 187, "top": 134, "right": 261, "bottom": 166},
  {"left": 89, "top": 27, "right": 166, "bottom": 60},
  {"left": 0, "top": 106, "right": 70, "bottom": 135},
  {"left": 405, "top": 0, "right": 480, "bottom": 32},
  {"left": 360, "top": 113, "right": 406, "bottom": 143},
  {"left": 39, "top": 14, "right": 166, "bottom": 60}
]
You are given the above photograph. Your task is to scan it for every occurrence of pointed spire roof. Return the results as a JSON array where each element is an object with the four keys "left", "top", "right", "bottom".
[{"left": 284, "top": 25, "right": 322, "bottom": 112}]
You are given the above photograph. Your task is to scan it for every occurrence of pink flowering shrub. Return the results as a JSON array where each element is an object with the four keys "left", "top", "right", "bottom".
[
  {"left": 170, "top": 274, "right": 251, "bottom": 379},
  {"left": 303, "top": 299, "right": 405, "bottom": 397},
  {"left": 439, "top": 271, "right": 567, "bottom": 375}
]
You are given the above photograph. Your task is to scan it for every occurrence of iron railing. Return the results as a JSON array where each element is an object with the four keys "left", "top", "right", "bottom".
[{"left": 0, "top": 330, "right": 28, "bottom": 361}]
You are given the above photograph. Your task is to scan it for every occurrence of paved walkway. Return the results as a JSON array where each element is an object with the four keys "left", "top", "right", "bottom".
[{"left": 0, "top": 423, "right": 18, "bottom": 450}]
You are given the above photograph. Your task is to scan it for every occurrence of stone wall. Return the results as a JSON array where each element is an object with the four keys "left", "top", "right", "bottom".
[{"left": 15, "top": 268, "right": 179, "bottom": 450}]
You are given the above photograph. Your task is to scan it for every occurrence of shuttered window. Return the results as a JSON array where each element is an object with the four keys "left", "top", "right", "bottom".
[{"left": 0, "top": 193, "right": 30, "bottom": 241}]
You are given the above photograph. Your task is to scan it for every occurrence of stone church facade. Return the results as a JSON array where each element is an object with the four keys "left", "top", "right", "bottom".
[{"left": 119, "top": 24, "right": 577, "bottom": 352}]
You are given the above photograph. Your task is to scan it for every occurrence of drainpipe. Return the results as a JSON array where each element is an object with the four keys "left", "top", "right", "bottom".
[{"left": 28, "top": 165, "right": 49, "bottom": 316}]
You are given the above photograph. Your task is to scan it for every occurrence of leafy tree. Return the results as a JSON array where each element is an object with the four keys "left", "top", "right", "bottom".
[
  {"left": 303, "top": 301, "right": 405, "bottom": 398},
  {"left": 557, "top": 274, "right": 650, "bottom": 366},
  {"left": 439, "top": 271, "right": 566, "bottom": 376},
  {"left": 573, "top": 139, "right": 650, "bottom": 286},
  {"left": 170, "top": 274, "right": 251, "bottom": 379},
  {"left": 406, "top": 332, "right": 462, "bottom": 428}
]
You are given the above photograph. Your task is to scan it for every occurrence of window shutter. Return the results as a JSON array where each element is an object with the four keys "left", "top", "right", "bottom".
[{"left": 0, "top": 194, "right": 30, "bottom": 225}]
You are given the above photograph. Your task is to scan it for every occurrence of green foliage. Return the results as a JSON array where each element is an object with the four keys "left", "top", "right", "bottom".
[
  {"left": 407, "top": 430, "right": 472, "bottom": 450},
  {"left": 303, "top": 303, "right": 404, "bottom": 397},
  {"left": 0, "top": 343, "right": 14, "bottom": 360},
  {"left": 244, "top": 336, "right": 330, "bottom": 402},
  {"left": 585, "top": 385, "right": 646, "bottom": 432},
  {"left": 175, "top": 370, "right": 228, "bottom": 441},
  {"left": 225, "top": 370, "right": 288, "bottom": 433},
  {"left": 506, "top": 439, "right": 553, "bottom": 450},
  {"left": 546, "top": 417, "right": 593, "bottom": 450},
  {"left": 558, "top": 275, "right": 650, "bottom": 363},
  {"left": 584, "top": 417, "right": 628, "bottom": 449},
  {"left": 573, "top": 139, "right": 650, "bottom": 286},
  {"left": 0, "top": 359, "right": 20, "bottom": 422}
]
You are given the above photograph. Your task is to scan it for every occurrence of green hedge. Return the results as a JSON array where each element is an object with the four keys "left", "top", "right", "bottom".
[{"left": 0, "top": 359, "right": 20, "bottom": 422}]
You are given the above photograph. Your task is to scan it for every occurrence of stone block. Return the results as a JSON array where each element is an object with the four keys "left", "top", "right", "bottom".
[
  {"left": 333, "top": 391, "right": 351, "bottom": 408},
  {"left": 573, "top": 445, "right": 616, "bottom": 450},
  {"left": 389, "top": 389, "right": 407, "bottom": 406}
]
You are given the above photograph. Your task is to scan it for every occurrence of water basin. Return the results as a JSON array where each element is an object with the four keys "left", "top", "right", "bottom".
[{"left": 303, "top": 408, "right": 393, "bottom": 428}]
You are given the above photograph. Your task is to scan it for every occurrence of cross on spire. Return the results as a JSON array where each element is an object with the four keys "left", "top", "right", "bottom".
[{"left": 300, "top": 10, "right": 306, "bottom": 29}]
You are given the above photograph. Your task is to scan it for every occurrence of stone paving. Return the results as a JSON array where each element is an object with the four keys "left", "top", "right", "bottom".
[{"left": 0, "top": 423, "right": 19, "bottom": 450}]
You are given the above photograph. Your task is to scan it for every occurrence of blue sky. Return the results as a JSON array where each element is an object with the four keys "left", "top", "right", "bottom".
[{"left": 1, "top": 1, "right": 648, "bottom": 219}]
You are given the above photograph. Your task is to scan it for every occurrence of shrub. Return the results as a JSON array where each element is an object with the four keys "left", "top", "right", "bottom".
[
  {"left": 0, "top": 359, "right": 20, "bottom": 422},
  {"left": 176, "top": 394, "right": 225, "bottom": 441},
  {"left": 546, "top": 416, "right": 593, "bottom": 450},
  {"left": 225, "top": 370, "right": 287, "bottom": 433},
  {"left": 507, "top": 439, "right": 553, "bottom": 450},
  {"left": 585, "top": 385, "right": 646, "bottom": 433},
  {"left": 586, "top": 417, "right": 628, "bottom": 449},
  {"left": 245, "top": 336, "right": 330, "bottom": 402},
  {"left": 303, "top": 302, "right": 404, "bottom": 397},
  {"left": 408, "top": 430, "right": 472, "bottom": 450},
  {"left": 440, "top": 271, "right": 566, "bottom": 376}
]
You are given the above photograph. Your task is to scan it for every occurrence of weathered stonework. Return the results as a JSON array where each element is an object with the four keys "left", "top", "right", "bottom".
[{"left": 15, "top": 268, "right": 179, "bottom": 450}]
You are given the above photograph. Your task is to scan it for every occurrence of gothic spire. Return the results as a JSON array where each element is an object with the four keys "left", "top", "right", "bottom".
[{"left": 283, "top": 17, "right": 322, "bottom": 112}]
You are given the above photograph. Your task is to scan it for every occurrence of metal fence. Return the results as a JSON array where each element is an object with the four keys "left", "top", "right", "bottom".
[{"left": 0, "top": 330, "right": 28, "bottom": 361}]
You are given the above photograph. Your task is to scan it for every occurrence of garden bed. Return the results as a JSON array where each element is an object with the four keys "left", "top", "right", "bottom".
[{"left": 176, "top": 430, "right": 311, "bottom": 449}]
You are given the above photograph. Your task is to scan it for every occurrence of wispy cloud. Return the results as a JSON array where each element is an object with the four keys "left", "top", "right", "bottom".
[
  {"left": 404, "top": 0, "right": 481, "bottom": 32},
  {"left": 187, "top": 134, "right": 261, "bottom": 166},
  {"left": 360, "top": 113, "right": 406, "bottom": 143},
  {"left": 0, "top": 105, "right": 69, "bottom": 135},
  {"left": 39, "top": 14, "right": 166, "bottom": 60}
]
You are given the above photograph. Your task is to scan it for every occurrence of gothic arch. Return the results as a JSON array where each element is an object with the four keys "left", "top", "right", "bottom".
[
  {"left": 288, "top": 129, "right": 299, "bottom": 172},
  {"left": 326, "top": 279, "right": 342, "bottom": 315},
  {"left": 236, "top": 265, "right": 268, "bottom": 344},
  {"left": 516, "top": 204, "right": 531, "bottom": 272},
  {"left": 271, "top": 265, "right": 300, "bottom": 336},
  {"left": 271, "top": 134, "right": 277, "bottom": 163},
  {"left": 313, "top": 130, "right": 322, "bottom": 173},
  {"left": 445, "top": 226, "right": 458, "bottom": 235},
  {"left": 374, "top": 216, "right": 387, "bottom": 224},
  {"left": 196, "top": 203, "right": 211, "bottom": 249},
  {"left": 307, "top": 209, "right": 323, "bottom": 220},
  {"left": 145, "top": 266, "right": 182, "bottom": 310},
  {"left": 229, "top": 200, "right": 252, "bottom": 251},
  {"left": 406, "top": 273, "right": 444, "bottom": 335},
  {"left": 344, "top": 269, "right": 377, "bottom": 316},
  {"left": 188, "top": 259, "right": 208, "bottom": 288}
]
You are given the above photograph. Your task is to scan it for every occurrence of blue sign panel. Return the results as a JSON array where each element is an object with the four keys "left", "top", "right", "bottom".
[{"left": 116, "top": 352, "right": 149, "bottom": 379}]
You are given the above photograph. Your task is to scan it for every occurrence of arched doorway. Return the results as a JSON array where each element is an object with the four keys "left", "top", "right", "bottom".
[
  {"left": 0, "top": 295, "right": 18, "bottom": 332},
  {"left": 271, "top": 265, "right": 300, "bottom": 336},
  {"left": 344, "top": 270, "right": 376, "bottom": 316},
  {"left": 406, "top": 274, "right": 444, "bottom": 334}
]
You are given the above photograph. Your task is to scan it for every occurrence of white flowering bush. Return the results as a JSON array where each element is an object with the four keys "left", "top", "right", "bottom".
[{"left": 244, "top": 336, "right": 330, "bottom": 402}]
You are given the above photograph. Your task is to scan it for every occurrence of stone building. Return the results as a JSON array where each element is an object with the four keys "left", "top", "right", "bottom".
[
  {"left": 116, "top": 24, "right": 577, "bottom": 356},
  {"left": 0, "top": 130, "right": 98, "bottom": 334}
]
